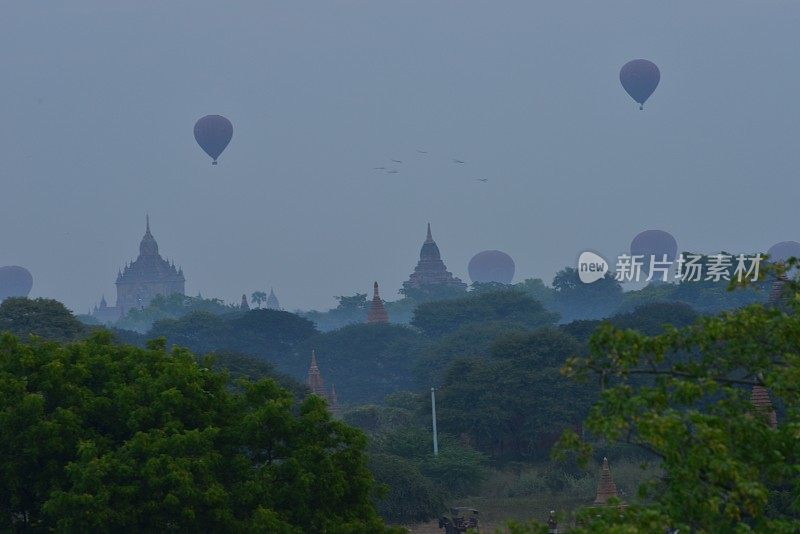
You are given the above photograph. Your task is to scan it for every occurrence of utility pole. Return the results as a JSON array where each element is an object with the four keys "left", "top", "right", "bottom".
[{"left": 431, "top": 387, "right": 439, "bottom": 456}]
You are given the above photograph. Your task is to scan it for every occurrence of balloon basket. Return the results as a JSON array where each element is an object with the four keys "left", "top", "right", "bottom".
[{"left": 212, "top": 161, "right": 218, "bottom": 166}]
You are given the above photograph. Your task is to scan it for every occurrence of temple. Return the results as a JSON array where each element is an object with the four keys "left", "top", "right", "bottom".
[
  {"left": 367, "top": 281, "right": 389, "bottom": 324},
  {"left": 240, "top": 294, "right": 250, "bottom": 310},
  {"left": 306, "top": 350, "right": 339, "bottom": 413},
  {"left": 750, "top": 385, "right": 778, "bottom": 429},
  {"left": 92, "top": 216, "right": 185, "bottom": 324},
  {"left": 266, "top": 288, "right": 281, "bottom": 310},
  {"left": 594, "top": 457, "right": 621, "bottom": 505},
  {"left": 402, "top": 223, "right": 467, "bottom": 295}
]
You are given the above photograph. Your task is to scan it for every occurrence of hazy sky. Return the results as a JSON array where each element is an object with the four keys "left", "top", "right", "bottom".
[{"left": 2, "top": 1, "right": 799, "bottom": 312}]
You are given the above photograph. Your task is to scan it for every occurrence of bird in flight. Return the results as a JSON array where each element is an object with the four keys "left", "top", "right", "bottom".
[
  {"left": 476, "top": 178, "right": 488, "bottom": 183},
  {"left": 416, "top": 149, "right": 428, "bottom": 154},
  {"left": 373, "top": 166, "right": 386, "bottom": 170},
  {"left": 386, "top": 169, "right": 400, "bottom": 174},
  {"left": 453, "top": 159, "right": 465, "bottom": 164},
  {"left": 391, "top": 159, "right": 403, "bottom": 163}
]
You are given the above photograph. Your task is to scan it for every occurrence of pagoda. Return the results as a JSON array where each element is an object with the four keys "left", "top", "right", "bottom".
[
  {"left": 402, "top": 223, "right": 467, "bottom": 294},
  {"left": 306, "top": 350, "right": 339, "bottom": 413},
  {"left": 306, "top": 350, "right": 327, "bottom": 397},
  {"left": 750, "top": 385, "right": 778, "bottom": 429},
  {"left": 594, "top": 457, "right": 621, "bottom": 505},
  {"left": 367, "top": 281, "right": 389, "bottom": 324},
  {"left": 266, "top": 288, "right": 281, "bottom": 310}
]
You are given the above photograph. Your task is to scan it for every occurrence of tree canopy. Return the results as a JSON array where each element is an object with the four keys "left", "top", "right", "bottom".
[
  {"left": 553, "top": 291, "right": 800, "bottom": 531},
  {"left": 437, "top": 328, "right": 594, "bottom": 461},
  {"left": 0, "top": 332, "right": 397, "bottom": 532},
  {"left": 295, "top": 323, "right": 426, "bottom": 404},
  {"left": 412, "top": 290, "right": 558, "bottom": 338},
  {"left": 148, "top": 309, "right": 318, "bottom": 369},
  {"left": 0, "top": 297, "right": 88, "bottom": 341}
]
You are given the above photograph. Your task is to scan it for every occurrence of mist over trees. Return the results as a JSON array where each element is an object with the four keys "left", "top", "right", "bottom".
[{"left": 6, "top": 267, "right": 792, "bottom": 529}]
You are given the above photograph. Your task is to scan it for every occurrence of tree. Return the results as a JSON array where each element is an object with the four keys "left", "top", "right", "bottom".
[
  {"left": 294, "top": 323, "right": 426, "bottom": 404},
  {"left": 560, "top": 302, "right": 700, "bottom": 344},
  {"left": 116, "top": 294, "right": 236, "bottom": 333},
  {"left": 552, "top": 268, "right": 623, "bottom": 322},
  {"left": 0, "top": 332, "right": 399, "bottom": 532},
  {"left": 302, "top": 293, "right": 369, "bottom": 331},
  {"left": 0, "top": 297, "right": 87, "bottom": 341},
  {"left": 399, "top": 284, "right": 467, "bottom": 304},
  {"left": 411, "top": 290, "right": 558, "bottom": 338},
  {"left": 413, "top": 322, "right": 529, "bottom": 385},
  {"left": 515, "top": 278, "right": 556, "bottom": 310},
  {"left": 251, "top": 291, "right": 268, "bottom": 308},
  {"left": 148, "top": 309, "right": 318, "bottom": 369},
  {"left": 437, "top": 328, "right": 593, "bottom": 460},
  {"left": 554, "top": 291, "right": 800, "bottom": 531}
]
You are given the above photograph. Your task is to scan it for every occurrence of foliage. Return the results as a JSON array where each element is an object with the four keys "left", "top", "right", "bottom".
[
  {"left": 551, "top": 268, "right": 624, "bottom": 323},
  {"left": 0, "top": 297, "right": 88, "bottom": 341},
  {"left": 554, "top": 287, "right": 800, "bottom": 531},
  {"left": 437, "top": 328, "right": 593, "bottom": 461},
  {"left": 250, "top": 291, "right": 267, "bottom": 308},
  {"left": 514, "top": 278, "right": 556, "bottom": 310},
  {"left": 412, "top": 290, "right": 558, "bottom": 338},
  {"left": 368, "top": 453, "right": 444, "bottom": 524},
  {"left": 202, "top": 350, "right": 307, "bottom": 398},
  {"left": 0, "top": 332, "right": 398, "bottom": 532},
  {"left": 399, "top": 283, "right": 467, "bottom": 304},
  {"left": 116, "top": 293, "right": 237, "bottom": 333},
  {"left": 148, "top": 309, "right": 318, "bottom": 369},
  {"left": 414, "top": 322, "right": 529, "bottom": 385},
  {"left": 560, "top": 302, "right": 700, "bottom": 344},
  {"left": 294, "top": 323, "right": 425, "bottom": 404},
  {"left": 302, "top": 293, "right": 368, "bottom": 332},
  {"left": 382, "top": 297, "right": 417, "bottom": 325},
  {"left": 342, "top": 394, "right": 487, "bottom": 525}
]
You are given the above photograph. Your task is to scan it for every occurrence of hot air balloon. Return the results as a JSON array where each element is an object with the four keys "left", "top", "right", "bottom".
[
  {"left": 630, "top": 230, "right": 677, "bottom": 278},
  {"left": 194, "top": 115, "right": 233, "bottom": 165},
  {"left": 0, "top": 266, "right": 33, "bottom": 302},
  {"left": 768, "top": 241, "right": 800, "bottom": 263},
  {"left": 620, "top": 59, "right": 660, "bottom": 110},
  {"left": 468, "top": 250, "right": 515, "bottom": 284}
]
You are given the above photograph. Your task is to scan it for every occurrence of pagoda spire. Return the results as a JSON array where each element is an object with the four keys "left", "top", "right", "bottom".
[
  {"left": 594, "top": 457, "right": 620, "bottom": 505},
  {"left": 367, "top": 281, "right": 389, "bottom": 324},
  {"left": 307, "top": 350, "right": 326, "bottom": 397},
  {"left": 146, "top": 214, "right": 151, "bottom": 234},
  {"left": 426, "top": 222, "right": 433, "bottom": 243},
  {"left": 240, "top": 294, "right": 250, "bottom": 310},
  {"left": 750, "top": 385, "right": 778, "bottom": 429}
]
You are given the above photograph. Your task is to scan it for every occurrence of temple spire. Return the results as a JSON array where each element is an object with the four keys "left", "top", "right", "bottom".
[
  {"left": 306, "top": 350, "right": 326, "bottom": 397},
  {"left": 240, "top": 294, "right": 250, "bottom": 310},
  {"left": 594, "top": 457, "right": 620, "bottom": 505},
  {"left": 146, "top": 214, "right": 150, "bottom": 235},
  {"left": 426, "top": 222, "right": 433, "bottom": 243},
  {"left": 751, "top": 385, "right": 778, "bottom": 429},
  {"left": 367, "top": 281, "right": 389, "bottom": 324}
]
